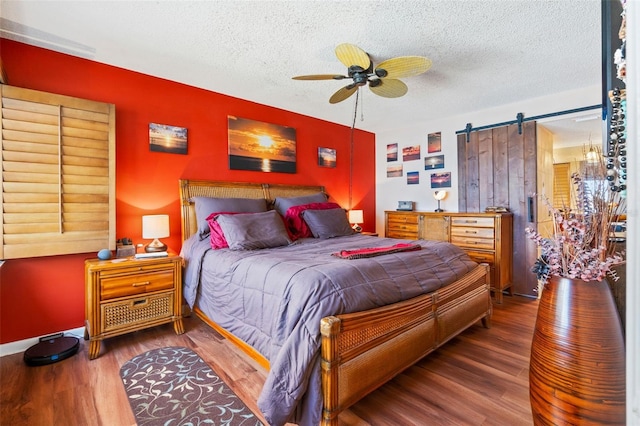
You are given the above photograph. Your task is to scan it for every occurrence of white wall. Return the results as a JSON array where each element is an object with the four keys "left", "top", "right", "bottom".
[{"left": 374, "top": 84, "right": 601, "bottom": 235}]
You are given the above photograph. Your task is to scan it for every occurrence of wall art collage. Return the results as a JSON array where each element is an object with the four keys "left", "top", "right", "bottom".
[{"left": 386, "top": 131, "right": 451, "bottom": 188}]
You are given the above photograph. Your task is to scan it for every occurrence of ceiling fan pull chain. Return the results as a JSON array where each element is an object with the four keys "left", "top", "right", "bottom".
[{"left": 351, "top": 89, "right": 360, "bottom": 129}]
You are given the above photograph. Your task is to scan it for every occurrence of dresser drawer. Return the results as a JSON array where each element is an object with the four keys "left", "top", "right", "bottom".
[
  {"left": 101, "top": 291, "right": 174, "bottom": 333},
  {"left": 100, "top": 269, "right": 175, "bottom": 300},
  {"left": 464, "top": 250, "right": 495, "bottom": 265},
  {"left": 451, "top": 217, "right": 495, "bottom": 227},
  {"left": 388, "top": 221, "right": 419, "bottom": 232},
  {"left": 386, "top": 213, "right": 420, "bottom": 225},
  {"left": 450, "top": 226, "right": 495, "bottom": 239},
  {"left": 450, "top": 235, "right": 495, "bottom": 250},
  {"left": 387, "top": 229, "right": 419, "bottom": 239}
]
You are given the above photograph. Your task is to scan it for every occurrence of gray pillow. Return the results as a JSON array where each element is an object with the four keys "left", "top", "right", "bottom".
[
  {"left": 301, "top": 208, "right": 354, "bottom": 239},
  {"left": 215, "top": 210, "right": 291, "bottom": 250},
  {"left": 273, "top": 192, "right": 328, "bottom": 216},
  {"left": 194, "top": 197, "right": 267, "bottom": 239}
]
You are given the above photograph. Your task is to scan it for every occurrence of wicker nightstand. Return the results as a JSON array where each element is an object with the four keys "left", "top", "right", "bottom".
[{"left": 84, "top": 253, "right": 184, "bottom": 359}]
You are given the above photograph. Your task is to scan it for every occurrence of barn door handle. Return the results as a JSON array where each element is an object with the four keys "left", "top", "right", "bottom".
[{"left": 527, "top": 196, "right": 535, "bottom": 222}]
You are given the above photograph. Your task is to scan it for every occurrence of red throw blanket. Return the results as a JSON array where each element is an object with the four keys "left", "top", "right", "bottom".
[{"left": 332, "top": 242, "right": 422, "bottom": 259}]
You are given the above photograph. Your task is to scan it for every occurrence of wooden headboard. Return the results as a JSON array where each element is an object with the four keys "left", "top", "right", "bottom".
[{"left": 178, "top": 179, "right": 326, "bottom": 242}]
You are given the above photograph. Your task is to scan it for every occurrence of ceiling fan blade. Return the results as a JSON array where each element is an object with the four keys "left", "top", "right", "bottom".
[
  {"left": 335, "top": 43, "right": 371, "bottom": 70},
  {"left": 329, "top": 85, "right": 358, "bottom": 104},
  {"left": 292, "top": 74, "right": 347, "bottom": 80},
  {"left": 374, "top": 56, "right": 432, "bottom": 79},
  {"left": 369, "top": 78, "right": 408, "bottom": 98}
]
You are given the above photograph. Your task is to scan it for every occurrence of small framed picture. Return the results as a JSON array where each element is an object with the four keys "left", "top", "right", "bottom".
[
  {"left": 402, "top": 145, "right": 421, "bottom": 161},
  {"left": 387, "top": 164, "right": 403, "bottom": 178},
  {"left": 431, "top": 172, "right": 451, "bottom": 188},
  {"left": 318, "top": 147, "right": 336, "bottom": 168},
  {"left": 387, "top": 143, "right": 398, "bottom": 162},
  {"left": 149, "top": 123, "right": 188, "bottom": 154},
  {"left": 425, "top": 154, "right": 445, "bottom": 170},
  {"left": 428, "top": 132, "right": 442, "bottom": 153},
  {"left": 407, "top": 171, "right": 419, "bottom": 185}
]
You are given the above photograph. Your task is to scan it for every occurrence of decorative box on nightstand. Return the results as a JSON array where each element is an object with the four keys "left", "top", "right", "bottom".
[{"left": 84, "top": 253, "right": 184, "bottom": 359}]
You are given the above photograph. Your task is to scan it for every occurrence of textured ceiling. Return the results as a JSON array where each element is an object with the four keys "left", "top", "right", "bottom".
[{"left": 0, "top": 0, "right": 602, "bottom": 136}]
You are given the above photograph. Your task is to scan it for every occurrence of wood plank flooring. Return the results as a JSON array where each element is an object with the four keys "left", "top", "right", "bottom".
[{"left": 1, "top": 295, "right": 537, "bottom": 425}]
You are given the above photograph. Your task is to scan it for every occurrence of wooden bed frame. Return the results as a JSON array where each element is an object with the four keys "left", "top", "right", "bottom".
[{"left": 179, "top": 179, "right": 492, "bottom": 426}]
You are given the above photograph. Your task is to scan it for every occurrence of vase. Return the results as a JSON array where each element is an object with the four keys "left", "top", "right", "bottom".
[{"left": 529, "top": 276, "right": 625, "bottom": 425}]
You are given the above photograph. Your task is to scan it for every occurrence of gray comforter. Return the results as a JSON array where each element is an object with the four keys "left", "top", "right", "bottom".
[{"left": 182, "top": 234, "right": 477, "bottom": 425}]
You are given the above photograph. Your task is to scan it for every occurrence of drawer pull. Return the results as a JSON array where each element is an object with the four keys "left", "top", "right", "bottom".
[
  {"left": 465, "top": 230, "right": 477, "bottom": 234},
  {"left": 132, "top": 298, "right": 149, "bottom": 307},
  {"left": 132, "top": 281, "right": 151, "bottom": 287}
]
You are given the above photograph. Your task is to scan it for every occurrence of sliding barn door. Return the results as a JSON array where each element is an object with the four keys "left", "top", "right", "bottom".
[{"left": 457, "top": 122, "right": 538, "bottom": 298}]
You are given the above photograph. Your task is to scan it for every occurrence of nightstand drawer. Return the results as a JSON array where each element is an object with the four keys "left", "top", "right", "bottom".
[
  {"left": 100, "top": 269, "right": 174, "bottom": 300},
  {"left": 101, "top": 291, "right": 174, "bottom": 333},
  {"left": 464, "top": 250, "right": 495, "bottom": 264},
  {"left": 450, "top": 226, "right": 495, "bottom": 239}
]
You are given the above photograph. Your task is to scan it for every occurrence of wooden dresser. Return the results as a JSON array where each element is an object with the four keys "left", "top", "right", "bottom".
[
  {"left": 85, "top": 253, "right": 184, "bottom": 359},
  {"left": 385, "top": 211, "right": 513, "bottom": 303}
]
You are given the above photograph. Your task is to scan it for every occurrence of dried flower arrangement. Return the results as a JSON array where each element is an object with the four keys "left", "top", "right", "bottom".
[{"left": 526, "top": 148, "right": 626, "bottom": 285}]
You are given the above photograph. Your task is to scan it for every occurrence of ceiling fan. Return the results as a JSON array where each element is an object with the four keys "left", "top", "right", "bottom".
[{"left": 292, "top": 43, "right": 432, "bottom": 104}]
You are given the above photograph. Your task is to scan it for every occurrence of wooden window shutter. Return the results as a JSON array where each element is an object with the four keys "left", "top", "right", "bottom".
[
  {"left": 553, "top": 163, "right": 571, "bottom": 210},
  {"left": 1, "top": 85, "right": 115, "bottom": 259}
]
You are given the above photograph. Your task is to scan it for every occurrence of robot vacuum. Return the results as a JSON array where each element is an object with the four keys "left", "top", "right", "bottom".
[{"left": 23, "top": 335, "right": 80, "bottom": 366}]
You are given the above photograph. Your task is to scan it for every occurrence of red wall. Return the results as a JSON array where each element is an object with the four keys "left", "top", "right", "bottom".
[{"left": 0, "top": 39, "right": 376, "bottom": 344}]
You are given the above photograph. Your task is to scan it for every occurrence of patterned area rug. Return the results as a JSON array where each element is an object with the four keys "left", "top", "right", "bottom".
[{"left": 120, "top": 346, "right": 263, "bottom": 426}]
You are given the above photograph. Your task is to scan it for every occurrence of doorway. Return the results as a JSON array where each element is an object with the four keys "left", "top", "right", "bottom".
[{"left": 456, "top": 108, "right": 606, "bottom": 299}]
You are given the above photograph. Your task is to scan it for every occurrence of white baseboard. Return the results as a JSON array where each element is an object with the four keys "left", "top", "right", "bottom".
[{"left": 0, "top": 327, "right": 86, "bottom": 358}]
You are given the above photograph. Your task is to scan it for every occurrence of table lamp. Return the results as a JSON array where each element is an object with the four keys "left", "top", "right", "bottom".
[
  {"left": 433, "top": 190, "right": 447, "bottom": 212},
  {"left": 142, "top": 214, "right": 169, "bottom": 252},
  {"left": 348, "top": 209, "right": 364, "bottom": 232}
]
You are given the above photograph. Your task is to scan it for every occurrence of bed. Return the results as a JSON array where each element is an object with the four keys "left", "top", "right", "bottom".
[{"left": 179, "top": 179, "right": 492, "bottom": 426}]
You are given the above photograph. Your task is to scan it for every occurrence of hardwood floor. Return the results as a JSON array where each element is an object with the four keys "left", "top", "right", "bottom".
[{"left": 1, "top": 296, "right": 537, "bottom": 425}]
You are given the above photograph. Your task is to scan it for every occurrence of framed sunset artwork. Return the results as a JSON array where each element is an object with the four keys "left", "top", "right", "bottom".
[
  {"left": 149, "top": 123, "right": 187, "bottom": 154},
  {"left": 428, "top": 132, "right": 442, "bottom": 153},
  {"left": 228, "top": 116, "right": 296, "bottom": 173}
]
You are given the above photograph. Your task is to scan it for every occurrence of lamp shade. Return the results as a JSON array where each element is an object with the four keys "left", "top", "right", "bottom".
[
  {"left": 348, "top": 210, "right": 364, "bottom": 224},
  {"left": 433, "top": 190, "right": 448, "bottom": 201},
  {"left": 142, "top": 215, "right": 170, "bottom": 239},
  {"left": 586, "top": 147, "right": 599, "bottom": 164}
]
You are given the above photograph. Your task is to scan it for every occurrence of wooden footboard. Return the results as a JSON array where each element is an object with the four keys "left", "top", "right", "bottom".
[{"left": 319, "top": 263, "right": 491, "bottom": 426}]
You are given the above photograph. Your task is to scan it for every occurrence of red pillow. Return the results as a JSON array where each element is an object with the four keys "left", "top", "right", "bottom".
[
  {"left": 206, "top": 212, "right": 241, "bottom": 249},
  {"left": 284, "top": 202, "right": 342, "bottom": 240}
]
